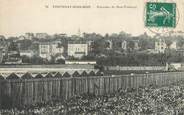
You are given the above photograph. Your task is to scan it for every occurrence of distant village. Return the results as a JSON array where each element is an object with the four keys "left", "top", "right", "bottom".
[{"left": 0, "top": 31, "right": 184, "bottom": 66}]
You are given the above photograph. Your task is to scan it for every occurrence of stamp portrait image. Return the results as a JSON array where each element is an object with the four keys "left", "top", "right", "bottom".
[
  {"left": 146, "top": 2, "right": 176, "bottom": 27},
  {"left": 144, "top": 0, "right": 181, "bottom": 34}
]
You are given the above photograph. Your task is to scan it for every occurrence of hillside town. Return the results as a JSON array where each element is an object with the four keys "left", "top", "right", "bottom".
[
  {"left": 1, "top": 31, "right": 184, "bottom": 114},
  {"left": 0, "top": 31, "right": 184, "bottom": 66}
]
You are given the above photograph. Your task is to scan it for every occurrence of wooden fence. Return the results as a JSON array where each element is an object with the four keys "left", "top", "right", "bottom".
[
  {"left": 105, "top": 66, "right": 166, "bottom": 71},
  {"left": 0, "top": 72, "right": 184, "bottom": 109}
]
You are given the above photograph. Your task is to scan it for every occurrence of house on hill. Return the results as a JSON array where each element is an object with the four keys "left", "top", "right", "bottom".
[{"left": 67, "top": 41, "right": 88, "bottom": 58}]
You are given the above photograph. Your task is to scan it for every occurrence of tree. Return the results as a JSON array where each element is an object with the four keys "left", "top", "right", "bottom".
[
  {"left": 18, "top": 39, "right": 32, "bottom": 50},
  {"left": 49, "top": 55, "right": 56, "bottom": 64},
  {"left": 93, "top": 39, "right": 106, "bottom": 55},
  {"left": 177, "top": 36, "right": 184, "bottom": 49},
  {"left": 139, "top": 38, "right": 155, "bottom": 50},
  {"left": 8, "top": 41, "right": 19, "bottom": 51},
  {"left": 30, "top": 56, "right": 44, "bottom": 64},
  {"left": 56, "top": 58, "right": 65, "bottom": 64},
  {"left": 165, "top": 39, "right": 173, "bottom": 49},
  {"left": 127, "top": 41, "right": 135, "bottom": 51},
  {"left": 22, "top": 55, "right": 31, "bottom": 63}
]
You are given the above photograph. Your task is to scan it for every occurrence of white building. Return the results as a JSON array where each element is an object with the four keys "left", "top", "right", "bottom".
[
  {"left": 155, "top": 39, "right": 167, "bottom": 53},
  {"left": 169, "top": 41, "right": 177, "bottom": 49},
  {"left": 39, "top": 41, "right": 64, "bottom": 59},
  {"left": 121, "top": 41, "right": 127, "bottom": 50},
  {"left": 20, "top": 50, "right": 33, "bottom": 57},
  {"left": 68, "top": 43, "right": 88, "bottom": 58},
  {"left": 39, "top": 42, "right": 50, "bottom": 59}
]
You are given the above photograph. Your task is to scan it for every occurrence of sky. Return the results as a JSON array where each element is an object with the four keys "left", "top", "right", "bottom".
[{"left": 0, "top": 0, "right": 184, "bottom": 37}]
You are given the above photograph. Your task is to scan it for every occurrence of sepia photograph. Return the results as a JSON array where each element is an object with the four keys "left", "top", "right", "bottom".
[{"left": 0, "top": 0, "right": 184, "bottom": 114}]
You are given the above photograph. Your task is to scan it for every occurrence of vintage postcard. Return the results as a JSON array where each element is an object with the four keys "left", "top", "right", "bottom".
[{"left": 0, "top": 0, "right": 184, "bottom": 114}]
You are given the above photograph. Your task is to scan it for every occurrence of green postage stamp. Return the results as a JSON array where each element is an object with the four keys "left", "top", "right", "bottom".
[{"left": 145, "top": 2, "right": 176, "bottom": 28}]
